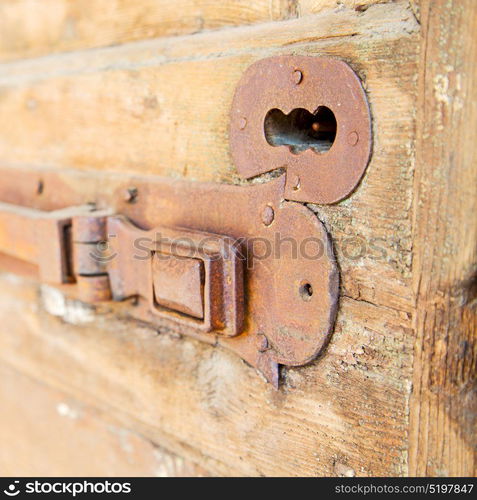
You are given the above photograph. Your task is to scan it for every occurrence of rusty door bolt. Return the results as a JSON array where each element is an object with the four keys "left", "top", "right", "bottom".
[
  {"left": 261, "top": 205, "right": 274, "bottom": 226},
  {"left": 292, "top": 69, "right": 303, "bottom": 85},
  {"left": 0, "top": 164, "right": 339, "bottom": 386},
  {"left": 124, "top": 187, "right": 138, "bottom": 203}
]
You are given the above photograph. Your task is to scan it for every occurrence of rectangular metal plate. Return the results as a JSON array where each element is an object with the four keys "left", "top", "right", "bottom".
[{"left": 152, "top": 253, "right": 204, "bottom": 319}]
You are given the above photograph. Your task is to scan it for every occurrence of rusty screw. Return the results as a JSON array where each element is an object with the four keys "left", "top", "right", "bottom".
[
  {"left": 292, "top": 69, "right": 303, "bottom": 85},
  {"left": 239, "top": 117, "right": 247, "bottom": 130},
  {"left": 261, "top": 205, "right": 274, "bottom": 226},
  {"left": 124, "top": 187, "right": 138, "bottom": 203}
]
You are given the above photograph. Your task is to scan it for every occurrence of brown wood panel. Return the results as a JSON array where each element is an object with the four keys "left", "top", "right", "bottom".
[
  {"left": 409, "top": 0, "right": 477, "bottom": 476},
  {"left": 0, "top": 362, "right": 209, "bottom": 476},
  {"left": 0, "top": 0, "right": 290, "bottom": 61},
  {"left": 0, "top": 5, "right": 420, "bottom": 476},
  {"left": 0, "top": 274, "right": 413, "bottom": 476}
]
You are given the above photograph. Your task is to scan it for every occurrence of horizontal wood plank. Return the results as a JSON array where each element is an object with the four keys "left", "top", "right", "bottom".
[
  {"left": 0, "top": 1, "right": 400, "bottom": 61},
  {"left": 0, "top": 0, "right": 289, "bottom": 61},
  {"left": 0, "top": 362, "right": 209, "bottom": 476}
]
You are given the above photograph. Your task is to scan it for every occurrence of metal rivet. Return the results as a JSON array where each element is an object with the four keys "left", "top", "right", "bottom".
[
  {"left": 124, "top": 187, "right": 138, "bottom": 203},
  {"left": 347, "top": 131, "right": 359, "bottom": 146},
  {"left": 292, "top": 69, "right": 303, "bottom": 85},
  {"left": 239, "top": 117, "right": 247, "bottom": 130},
  {"left": 261, "top": 205, "right": 274, "bottom": 226}
]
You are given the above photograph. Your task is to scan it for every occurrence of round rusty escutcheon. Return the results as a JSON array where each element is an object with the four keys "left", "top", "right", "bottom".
[{"left": 230, "top": 56, "right": 372, "bottom": 204}]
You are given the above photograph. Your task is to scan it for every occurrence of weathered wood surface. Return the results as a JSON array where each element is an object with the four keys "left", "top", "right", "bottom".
[
  {"left": 408, "top": 0, "right": 477, "bottom": 477},
  {"left": 0, "top": 2, "right": 417, "bottom": 182},
  {"left": 0, "top": 362, "right": 209, "bottom": 476},
  {"left": 0, "top": 275, "right": 412, "bottom": 476},
  {"left": 0, "top": 0, "right": 396, "bottom": 61},
  {"left": 0, "top": 0, "right": 474, "bottom": 477},
  {"left": 0, "top": 0, "right": 286, "bottom": 61}
]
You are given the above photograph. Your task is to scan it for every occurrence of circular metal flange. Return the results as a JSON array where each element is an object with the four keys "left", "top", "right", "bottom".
[{"left": 230, "top": 56, "right": 372, "bottom": 204}]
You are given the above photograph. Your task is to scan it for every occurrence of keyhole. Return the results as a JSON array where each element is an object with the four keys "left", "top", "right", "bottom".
[{"left": 264, "top": 106, "right": 337, "bottom": 154}]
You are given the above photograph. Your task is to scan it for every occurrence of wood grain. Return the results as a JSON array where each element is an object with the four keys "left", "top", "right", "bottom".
[
  {"left": 0, "top": 1, "right": 402, "bottom": 62},
  {"left": 0, "top": 362, "right": 209, "bottom": 476},
  {"left": 0, "top": 0, "right": 288, "bottom": 61},
  {"left": 0, "top": 3, "right": 421, "bottom": 476},
  {"left": 409, "top": 0, "right": 477, "bottom": 476},
  {"left": 297, "top": 0, "right": 394, "bottom": 16},
  {"left": 0, "top": 274, "right": 413, "bottom": 476},
  {"left": 0, "top": 2, "right": 417, "bottom": 187}
]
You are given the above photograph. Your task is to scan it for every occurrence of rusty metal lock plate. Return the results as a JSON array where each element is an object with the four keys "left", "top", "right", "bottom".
[{"left": 230, "top": 56, "right": 372, "bottom": 204}]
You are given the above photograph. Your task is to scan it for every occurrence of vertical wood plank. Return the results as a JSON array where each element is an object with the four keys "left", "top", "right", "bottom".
[{"left": 410, "top": 0, "right": 477, "bottom": 476}]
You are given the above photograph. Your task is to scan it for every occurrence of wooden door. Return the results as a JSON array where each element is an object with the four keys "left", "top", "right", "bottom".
[{"left": 0, "top": 0, "right": 475, "bottom": 476}]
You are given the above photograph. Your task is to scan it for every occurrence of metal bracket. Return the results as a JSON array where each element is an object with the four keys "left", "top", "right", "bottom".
[{"left": 0, "top": 56, "right": 372, "bottom": 386}]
